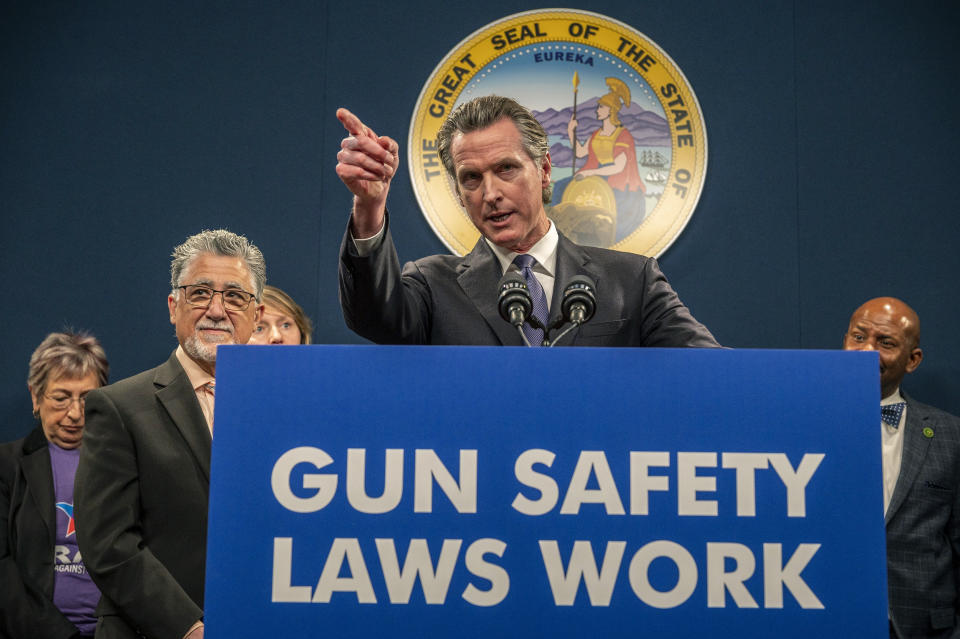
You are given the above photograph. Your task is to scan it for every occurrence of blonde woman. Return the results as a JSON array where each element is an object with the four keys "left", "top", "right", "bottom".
[{"left": 248, "top": 285, "right": 313, "bottom": 345}]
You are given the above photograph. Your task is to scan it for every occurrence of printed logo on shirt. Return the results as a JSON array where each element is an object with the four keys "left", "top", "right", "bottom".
[
  {"left": 55, "top": 545, "right": 87, "bottom": 574},
  {"left": 408, "top": 8, "right": 707, "bottom": 257},
  {"left": 56, "top": 501, "right": 76, "bottom": 537}
]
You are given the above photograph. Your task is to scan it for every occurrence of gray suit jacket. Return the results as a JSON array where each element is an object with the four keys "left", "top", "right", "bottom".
[
  {"left": 886, "top": 394, "right": 960, "bottom": 638},
  {"left": 0, "top": 426, "right": 82, "bottom": 639},
  {"left": 339, "top": 219, "right": 719, "bottom": 347},
  {"left": 75, "top": 352, "right": 209, "bottom": 639}
]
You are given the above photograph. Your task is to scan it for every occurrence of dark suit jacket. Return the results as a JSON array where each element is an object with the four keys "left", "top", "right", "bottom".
[
  {"left": 339, "top": 220, "right": 719, "bottom": 347},
  {"left": 0, "top": 426, "right": 81, "bottom": 639},
  {"left": 886, "top": 394, "right": 960, "bottom": 638},
  {"left": 75, "top": 352, "right": 209, "bottom": 639}
]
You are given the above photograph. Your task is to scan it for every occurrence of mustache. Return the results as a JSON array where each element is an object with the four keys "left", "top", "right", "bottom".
[{"left": 196, "top": 320, "right": 233, "bottom": 333}]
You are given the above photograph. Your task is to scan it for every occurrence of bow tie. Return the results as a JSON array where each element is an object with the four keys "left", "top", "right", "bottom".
[{"left": 881, "top": 402, "right": 906, "bottom": 428}]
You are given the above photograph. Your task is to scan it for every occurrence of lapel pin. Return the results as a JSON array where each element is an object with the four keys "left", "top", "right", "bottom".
[{"left": 923, "top": 427, "right": 934, "bottom": 439}]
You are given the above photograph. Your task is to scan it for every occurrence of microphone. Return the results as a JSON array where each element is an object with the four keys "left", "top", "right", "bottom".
[
  {"left": 544, "top": 275, "right": 597, "bottom": 346},
  {"left": 498, "top": 271, "right": 532, "bottom": 328},
  {"left": 561, "top": 275, "right": 597, "bottom": 325}
]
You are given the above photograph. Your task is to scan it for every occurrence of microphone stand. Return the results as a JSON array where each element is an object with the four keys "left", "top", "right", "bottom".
[
  {"left": 546, "top": 321, "right": 581, "bottom": 347},
  {"left": 515, "top": 325, "right": 532, "bottom": 347},
  {"left": 520, "top": 316, "right": 549, "bottom": 347}
]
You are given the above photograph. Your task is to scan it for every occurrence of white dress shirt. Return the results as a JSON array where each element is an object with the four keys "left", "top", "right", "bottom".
[{"left": 881, "top": 388, "right": 906, "bottom": 514}]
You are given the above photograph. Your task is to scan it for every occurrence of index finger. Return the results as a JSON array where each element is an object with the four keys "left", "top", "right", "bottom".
[{"left": 337, "top": 107, "right": 376, "bottom": 139}]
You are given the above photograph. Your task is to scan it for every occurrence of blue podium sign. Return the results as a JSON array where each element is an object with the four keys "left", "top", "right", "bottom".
[{"left": 206, "top": 346, "right": 885, "bottom": 637}]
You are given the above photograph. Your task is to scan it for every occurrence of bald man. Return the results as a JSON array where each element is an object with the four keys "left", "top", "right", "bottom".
[{"left": 843, "top": 297, "right": 960, "bottom": 638}]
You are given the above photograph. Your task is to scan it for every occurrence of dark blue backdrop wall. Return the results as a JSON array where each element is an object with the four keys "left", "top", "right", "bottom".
[{"left": 2, "top": 0, "right": 958, "bottom": 441}]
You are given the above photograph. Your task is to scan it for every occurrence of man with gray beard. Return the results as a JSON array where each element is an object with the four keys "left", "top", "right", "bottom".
[{"left": 75, "top": 230, "right": 265, "bottom": 639}]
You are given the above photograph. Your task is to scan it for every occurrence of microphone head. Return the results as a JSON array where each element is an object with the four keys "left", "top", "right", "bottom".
[
  {"left": 498, "top": 271, "right": 532, "bottom": 324},
  {"left": 561, "top": 274, "right": 597, "bottom": 324}
]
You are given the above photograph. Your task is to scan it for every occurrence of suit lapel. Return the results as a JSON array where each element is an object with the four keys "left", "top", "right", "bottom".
[
  {"left": 457, "top": 239, "right": 520, "bottom": 345},
  {"left": 550, "top": 234, "right": 601, "bottom": 344},
  {"left": 154, "top": 352, "right": 212, "bottom": 483},
  {"left": 19, "top": 427, "right": 56, "bottom": 541},
  {"left": 456, "top": 232, "right": 600, "bottom": 345},
  {"left": 885, "top": 396, "right": 930, "bottom": 525}
]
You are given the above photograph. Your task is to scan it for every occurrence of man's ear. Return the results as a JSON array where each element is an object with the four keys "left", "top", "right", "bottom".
[
  {"left": 540, "top": 151, "right": 552, "bottom": 186},
  {"left": 168, "top": 294, "right": 178, "bottom": 325},
  {"left": 906, "top": 347, "right": 923, "bottom": 374}
]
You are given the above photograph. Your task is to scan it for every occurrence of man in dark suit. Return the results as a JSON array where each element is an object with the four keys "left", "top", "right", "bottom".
[
  {"left": 335, "top": 96, "right": 718, "bottom": 347},
  {"left": 843, "top": 297, "right": 960, "bottom": 638},
  {"left": 75, "top": 230, "right": 265, "bottom": 639}
]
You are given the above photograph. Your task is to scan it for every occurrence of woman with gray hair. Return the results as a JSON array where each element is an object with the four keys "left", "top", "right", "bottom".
[{"left": 1, "top": 331, "right": 109, "bottom": 639}]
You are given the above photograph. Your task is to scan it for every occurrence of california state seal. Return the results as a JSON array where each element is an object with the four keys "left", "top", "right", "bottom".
[{"left": 408, "top": 9, "right": 707, "bottom": 257}]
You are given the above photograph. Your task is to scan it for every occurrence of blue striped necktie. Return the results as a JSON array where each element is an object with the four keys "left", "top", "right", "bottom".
[{"left": 513, "top": 254, "right": 548, "bottom": 346}]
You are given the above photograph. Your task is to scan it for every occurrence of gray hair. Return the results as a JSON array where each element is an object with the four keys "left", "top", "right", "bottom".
[
  {"left": 170, "top": 229, "right": 266, "bottom": 301},
  {"left": 437, "top": 95, "right": 553, "bottom": 204},
  {"left": 28, "top": 332, "right": 109, "bottom": 396}
]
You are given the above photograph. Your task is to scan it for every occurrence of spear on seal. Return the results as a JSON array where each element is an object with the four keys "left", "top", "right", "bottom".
[{"left": 570, "top": 71, "right": 580, "bottom": 178}]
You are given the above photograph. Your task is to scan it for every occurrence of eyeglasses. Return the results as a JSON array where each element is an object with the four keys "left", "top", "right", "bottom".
[
  {"left": 178, "top": 285, "right": 256, "bottom": 311},
  {"left": 44, "top": 393, "right": 88, "bottom": 411}
]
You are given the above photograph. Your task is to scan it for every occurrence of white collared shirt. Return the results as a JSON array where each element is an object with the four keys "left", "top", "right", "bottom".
[
  {"left": 484, "top": 221, "right": 559, "bottom": 311},
  {"left": 881, "top": 388, "right": 906, "bottom": 514}
]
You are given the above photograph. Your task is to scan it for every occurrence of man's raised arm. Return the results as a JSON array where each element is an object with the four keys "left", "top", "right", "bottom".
[{"left": 335, "top": 107, "right": 399, "bottom": 239}]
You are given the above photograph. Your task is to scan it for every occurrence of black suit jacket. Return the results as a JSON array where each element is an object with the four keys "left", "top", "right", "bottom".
[
  {"left": 886, "top": 394, "right": 960, "bottom": 638},
  {"left": 0, "top": 426, "right": 82, "bottom": 639},
  {"left": 339, "top": 220, "right": 719, "bottom": 347},
  {"left": 75, "top": 352, "right": 209, "bottom": 639}
]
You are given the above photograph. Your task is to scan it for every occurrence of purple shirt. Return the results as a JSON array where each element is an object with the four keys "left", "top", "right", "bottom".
[{"left": 49, "top": 443, "right": 100, "bottom": 635}]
